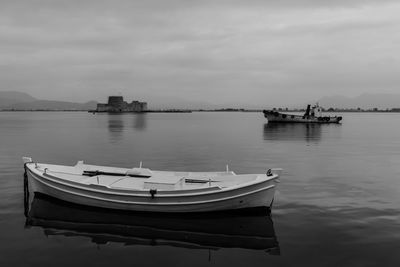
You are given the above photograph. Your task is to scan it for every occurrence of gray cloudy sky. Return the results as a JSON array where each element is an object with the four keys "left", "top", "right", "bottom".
[{"left": 1, "top": 0, "right": 399, "bottom": 107}]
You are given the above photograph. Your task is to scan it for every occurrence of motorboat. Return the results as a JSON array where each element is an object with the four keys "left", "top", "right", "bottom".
[
  {"left": 263, "top": 103, "right": 342, "bottom": 123},
  {"left": 24, "top": 193, "right": 279, "bottom": 253},
  {"left": 23, "top": 157, "right": 281, "bottom": 213}
]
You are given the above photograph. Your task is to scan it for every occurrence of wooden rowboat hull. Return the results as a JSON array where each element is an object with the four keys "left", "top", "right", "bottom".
[{"left": 25, "top": 162, "right": 280, "bottom": 213}]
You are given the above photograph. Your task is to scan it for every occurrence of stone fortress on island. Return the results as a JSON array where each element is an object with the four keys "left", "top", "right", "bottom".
[{"left": 96, "top": 96, "right": 147, "bottom": 113}]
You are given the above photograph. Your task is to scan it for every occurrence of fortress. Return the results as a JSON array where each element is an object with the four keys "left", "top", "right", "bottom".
[{"left": 96, "top": 96, "right": 147, "bottom": 113}]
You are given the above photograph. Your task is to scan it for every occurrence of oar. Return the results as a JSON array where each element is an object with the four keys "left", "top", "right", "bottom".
[
  {"left": 83, "top": 170, "right": 151, "bottom": 178},
  {"left": 185, "top": 178, "right": 220, "bottom": 183}
]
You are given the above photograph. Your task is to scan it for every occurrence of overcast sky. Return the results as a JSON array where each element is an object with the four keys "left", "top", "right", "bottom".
[{"left": 1, "top": 0, "right": 399, "bottom": 107}]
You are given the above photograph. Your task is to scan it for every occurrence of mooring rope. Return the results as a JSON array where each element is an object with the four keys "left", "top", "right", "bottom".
[{"left": 23, "top": 163, "right": 30, "bottom": 218}]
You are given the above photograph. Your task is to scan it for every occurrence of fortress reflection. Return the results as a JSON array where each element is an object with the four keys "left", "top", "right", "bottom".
[
  {"left": 133, "top": 113, "right": 147, "bottom": 130},
  {"left": 107, "top": 114, "right": 147, "bottom": 142},
  {"left": 107, "top": 114, "right": 124, "bottom": 142}
]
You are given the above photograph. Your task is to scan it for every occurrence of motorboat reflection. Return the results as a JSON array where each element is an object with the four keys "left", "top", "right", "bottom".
[
  {"left": 24, "top": 193, "right": 279, "bottom": 254},
  {"left": 263, "top": 123, "right": 322, "bottom": 142}
]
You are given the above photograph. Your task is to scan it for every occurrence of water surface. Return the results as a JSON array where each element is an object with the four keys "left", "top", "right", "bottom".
[{"left": 1, "top": 111, "right": 400, "bottom": 266}]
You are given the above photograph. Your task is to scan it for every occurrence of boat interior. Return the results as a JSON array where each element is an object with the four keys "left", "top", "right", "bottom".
[{"left": 29, "top": 161, "right": 273, "bottom": 191}]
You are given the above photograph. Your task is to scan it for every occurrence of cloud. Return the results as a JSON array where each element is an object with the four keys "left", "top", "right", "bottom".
[{"left": 0, "top": 0, "right": 399, "bottom": 106}]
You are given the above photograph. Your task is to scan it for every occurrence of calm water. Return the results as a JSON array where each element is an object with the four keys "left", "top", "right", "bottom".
[{"left": 1, "top": 112, "right": 400, "bottom": 266}]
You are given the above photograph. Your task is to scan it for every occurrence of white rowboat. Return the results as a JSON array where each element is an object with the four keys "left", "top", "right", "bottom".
[{"left": 23, "top": 157, "right": 282, "bottom": 213}]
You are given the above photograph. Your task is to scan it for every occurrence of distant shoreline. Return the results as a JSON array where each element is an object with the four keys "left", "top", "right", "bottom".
[{"left": 1, "top": 108, "right": 400, "bottom": 113}]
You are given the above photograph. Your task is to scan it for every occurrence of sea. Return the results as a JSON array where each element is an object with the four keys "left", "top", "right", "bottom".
[{"left": 1, "top": 111, "right": 400, "bottom": 266}]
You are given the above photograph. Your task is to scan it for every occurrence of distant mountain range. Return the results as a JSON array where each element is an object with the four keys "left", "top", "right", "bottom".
[
  {"left": 1, "top": 91, "right": 400, "bottom": 110},
  {"left": 317, "top": 94, "right": 400, "bottom": 109},
  {"left": 0, "top": 91, "right": 97, "bottom": 111},
  {"left": 0, "top": 91, "right": 37, "bottom": 107}
]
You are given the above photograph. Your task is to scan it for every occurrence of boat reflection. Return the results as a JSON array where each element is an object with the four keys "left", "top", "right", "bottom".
[
  {"left": 263, "top": 123, "right": 322, "bottom": 142},
  {"left": 24, "top": 194, "right": 279, "bottom": 254}
]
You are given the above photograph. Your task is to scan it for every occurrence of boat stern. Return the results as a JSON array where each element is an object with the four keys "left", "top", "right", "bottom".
[{"left": 270, "top": 168, "right": 282, "bottom": 177}]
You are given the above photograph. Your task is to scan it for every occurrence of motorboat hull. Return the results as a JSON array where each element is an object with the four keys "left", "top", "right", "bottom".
[
  {"left": 24, "top": 161, "right": 280, "bottom": 213},
  {"left": 263, "top": 110, "right": 342, "bottom": 123}
]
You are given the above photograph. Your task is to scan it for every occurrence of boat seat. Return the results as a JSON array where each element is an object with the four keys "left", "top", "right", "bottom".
[{"left": 144, "top": 175, "right": 185, "bottom": 190}]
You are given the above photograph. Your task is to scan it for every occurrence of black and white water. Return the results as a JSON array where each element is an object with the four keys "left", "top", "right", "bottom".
[{"left": 1, "top": 112, "right": 400, "bottom": 266}]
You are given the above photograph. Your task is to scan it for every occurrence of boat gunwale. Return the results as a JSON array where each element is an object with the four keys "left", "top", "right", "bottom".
[{"left": 26, "top": 163, "right": 279, "bottom": 198}]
